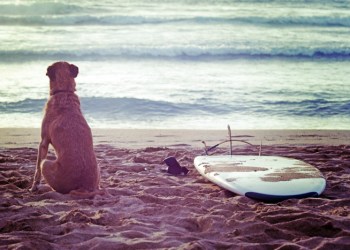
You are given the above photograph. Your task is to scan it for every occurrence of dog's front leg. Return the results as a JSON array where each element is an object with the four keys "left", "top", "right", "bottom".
[{"left": 30, "top": 138, "right": 49, "bottom": 192}]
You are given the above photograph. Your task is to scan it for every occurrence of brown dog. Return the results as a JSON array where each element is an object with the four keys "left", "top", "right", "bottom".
[{"left": 30, "top": 61, "right": 100, "bottom": 195}]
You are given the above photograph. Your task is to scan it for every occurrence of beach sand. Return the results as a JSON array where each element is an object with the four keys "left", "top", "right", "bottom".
[{"left": 1, "top": 128, "right": 350, "bottom": 249}]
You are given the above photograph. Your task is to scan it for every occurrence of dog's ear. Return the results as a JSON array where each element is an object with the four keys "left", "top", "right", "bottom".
[
  {"left": 46, "top": 65, "right": 55, "bottom": 80},
  {"left": 69, "top": 64, "right": 79, "bottom": 78}
]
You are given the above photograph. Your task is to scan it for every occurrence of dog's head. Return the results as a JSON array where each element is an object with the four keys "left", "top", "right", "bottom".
[{"left": 46, "top": 61, "right": 79, "bottom": 95}]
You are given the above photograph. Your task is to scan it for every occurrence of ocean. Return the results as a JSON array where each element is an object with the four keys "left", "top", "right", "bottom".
[{"left": 1, "top": 0, "right": 350, "bottom": 129}]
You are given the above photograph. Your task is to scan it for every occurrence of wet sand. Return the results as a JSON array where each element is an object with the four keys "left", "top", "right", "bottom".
[{"left": 0, "top": 129, "right": 350, "bottom": 249}]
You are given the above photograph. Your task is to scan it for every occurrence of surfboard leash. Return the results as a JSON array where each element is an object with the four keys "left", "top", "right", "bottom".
[
  {"left": 202, "top": 139, "right": 257, "bottom": 155},
  {"left": 202, "top": 124, "right": 262, "bottom": 156}
]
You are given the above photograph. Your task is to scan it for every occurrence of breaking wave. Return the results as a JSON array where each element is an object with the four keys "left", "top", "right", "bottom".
[
  {"left": 1, "top": 97, "right": 349, "bottom": 119},
  {"left": 1, "top": 47, "right": 350, "bottom": 61},
  {"left": 1, "top": 1, "right": 350, "bottom": 27},
  {"left": 2, "top": 14, "right": 350, "bottom": 27}
]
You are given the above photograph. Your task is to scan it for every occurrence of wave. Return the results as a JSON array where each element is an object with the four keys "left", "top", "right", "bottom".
[
  {"left": 239, "top": 15, "right": 350, "bottom": 28},
  {"left": 0, "top": 97, "right": 231, "bottom": 118},
  {"left": 2, "top": 13, "right": 350, "bottom": 27},
  {"left": 0, "top": 2, "right": 85, "bottom": 16},
  {"left": 0, "top": 1, "right": 349, "bottom": 28},
  {"left": 0, "top": 15, "right": 190, "bottom": 26},
  {"left": 262, "top": 99, "right": 350, "bottom": 116},
  {"left": 1, "top": 47, "right": 350, "bottom": 62},
  {"left": 0, "top": 99, "right": 46, "bottom": 113},
  {"left": 1, "top": 97, "right": 349, "bottom": 119}
]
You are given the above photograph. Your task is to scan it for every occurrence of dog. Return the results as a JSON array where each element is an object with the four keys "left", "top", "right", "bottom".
[{"left": 30, "top": 61, "right": 100, "bottom": 195}]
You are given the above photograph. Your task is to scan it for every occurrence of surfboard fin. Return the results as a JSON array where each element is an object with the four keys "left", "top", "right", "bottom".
[
  {"left": 228, "top": 124, "right": 233, "bottom": 156},
  {"left": 164, "top": 157, "right": 189, "bottom": 175}
]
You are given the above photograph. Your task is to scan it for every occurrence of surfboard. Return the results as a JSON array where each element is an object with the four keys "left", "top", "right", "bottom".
[{"left": 194, "top": 155, "right": 326, "bottom": 202}]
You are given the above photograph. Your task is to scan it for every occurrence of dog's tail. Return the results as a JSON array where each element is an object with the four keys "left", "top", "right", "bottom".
[{"left": 69, "top": 188, "right": 106, "bottom": 199}]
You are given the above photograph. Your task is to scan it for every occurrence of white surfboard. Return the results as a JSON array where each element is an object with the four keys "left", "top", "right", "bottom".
[{"left": 194, "top": 155, "right": 326, "bottom": 202}]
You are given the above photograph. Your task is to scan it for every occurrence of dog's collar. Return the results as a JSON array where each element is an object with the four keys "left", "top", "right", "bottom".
[{"left": 51, "top": 90, "right": 74, "bottom": 96}]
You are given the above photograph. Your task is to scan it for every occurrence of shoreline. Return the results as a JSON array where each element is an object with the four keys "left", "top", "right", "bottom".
[{"left": 1, "top": 128, "right": 350, "bottom": 149}]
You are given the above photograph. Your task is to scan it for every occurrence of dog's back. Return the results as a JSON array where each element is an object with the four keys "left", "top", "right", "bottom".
[{"left": 45, "top": 92, "right": 99, "bottom": 193}]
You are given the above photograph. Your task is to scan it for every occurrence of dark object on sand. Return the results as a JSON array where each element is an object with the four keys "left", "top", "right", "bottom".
[{"left": 164, "top": 157, "right": 189, "bottom": 175}]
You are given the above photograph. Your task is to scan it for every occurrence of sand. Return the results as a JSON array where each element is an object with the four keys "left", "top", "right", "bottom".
[{"left": 1, "top": 128, "right": 350, "bottom": 249}]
